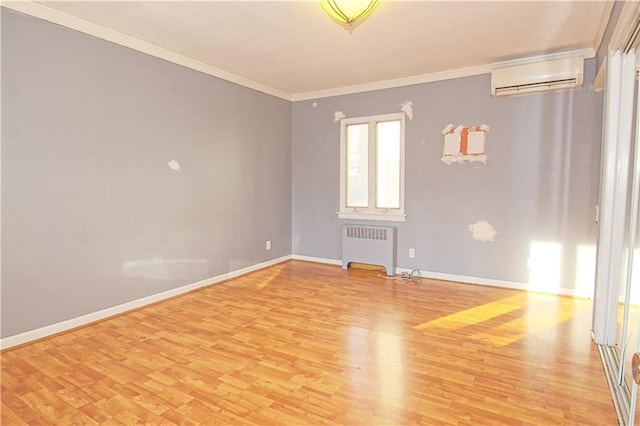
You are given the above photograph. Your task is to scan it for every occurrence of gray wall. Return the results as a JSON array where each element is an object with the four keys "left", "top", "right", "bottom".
[
  {"left": 1, "top": 9, "right": 292, "bottom": 338},
  {"left": 293, "top": 61, "right": 603, "bottom": 291},
  {"left": 1, "top": 7, "right": 604, "bottom": 339}
]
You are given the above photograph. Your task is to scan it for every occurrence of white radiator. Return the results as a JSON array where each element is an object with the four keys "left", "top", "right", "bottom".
[{"left": 342, "top": 224, "right": 396, "bottom": 276}]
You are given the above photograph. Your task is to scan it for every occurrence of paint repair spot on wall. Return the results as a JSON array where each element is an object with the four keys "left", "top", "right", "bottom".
[
  {"left": 312, "top": 102, "right": 318, "bottom": 108},
  {"left": 334, "top": 111, "right": 346, "bottom": 122},
  {"left": 468, "top": 220, "right": 496, "bottom": 242},
  {"left": 441, "top": 124, "right": 490, "bottom": 165},
  {"left": 401, "top": 101, "right": 413, "bottom": 120},
  {"left": 167, "top": 160, "right": 181, "bottom": 171}
]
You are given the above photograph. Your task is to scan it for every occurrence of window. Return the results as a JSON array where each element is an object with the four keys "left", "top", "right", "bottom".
[{"left": 339, "top": 113, "right": 405, "bottom": 221}]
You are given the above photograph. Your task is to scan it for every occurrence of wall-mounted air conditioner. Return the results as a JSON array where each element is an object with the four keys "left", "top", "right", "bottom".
[{"left": 491, "top": 57, "right": 584, "bottom": 97}]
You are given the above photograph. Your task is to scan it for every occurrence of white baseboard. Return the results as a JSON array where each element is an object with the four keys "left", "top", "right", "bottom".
[
  {"left": 0, "top": 255, "right": 292, "bottom": 350},
  {"left": 293, "top": 255, "right": 586, "bottom": 298},
  {"left": 395, "top": 267, "right": 586, "bottom": 298},
  {"left": 291, "top": 254, "right": 342, "bottom": 266},
  {"left": 2, "top": 254, "right": 587, "bottom": 349}
]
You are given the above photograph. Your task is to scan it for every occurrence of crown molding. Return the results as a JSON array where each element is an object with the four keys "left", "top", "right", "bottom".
[
  {"left": 3, "top": 1, "right": 596, "bottom": 103},
  {"left": 291, "top": 47, "right": 596, "bottom": 101},
  {"left": 1, "top": 1, "right": 293, "bottom": 101}
]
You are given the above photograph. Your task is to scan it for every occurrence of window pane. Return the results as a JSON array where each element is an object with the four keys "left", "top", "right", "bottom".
[
  {"left": 346, "top": 123, "right": 368, "bottom": 207},
  {"left": 376, "top": 120, "right": 400, "bottom": 209}
]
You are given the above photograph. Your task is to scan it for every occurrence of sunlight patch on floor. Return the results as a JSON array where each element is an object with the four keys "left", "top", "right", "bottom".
[
  {"left": 413, "top": 293, "right": 582, "bottom": 346},
  {"left": 253, "top": 263, "right": 287, "bottom": 289},
  {"left": 472, "top": 297, "right": 582, "bottom": 346},
  {"left": 413, "top": 294, "right": 528, "bottom": 331}
]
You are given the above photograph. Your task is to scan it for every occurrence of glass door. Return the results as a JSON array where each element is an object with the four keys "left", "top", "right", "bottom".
[
  {"left": 626, "top": 56, "right": 640, "bottom": 425},
  {"left": 628, "top": 227, "right": 640, "bottom": 424},
  {"left": 594, "top": 46, "right": 640, "bottom": 425},
  {"left": 619, "top": 58, "right": 640, "bottom": 423}
]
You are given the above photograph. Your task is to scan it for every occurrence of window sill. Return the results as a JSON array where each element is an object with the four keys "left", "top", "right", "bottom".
[{"left": 337, "top": 212, "right": 406, "bottom": 222}]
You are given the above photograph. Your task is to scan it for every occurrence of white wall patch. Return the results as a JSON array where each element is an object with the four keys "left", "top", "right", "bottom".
[
  {"left": 468, "top": 220, "right": 497, "bottom": 242},
  {"left": 167, "top": 159, "right": 181, "bottom": 171},
  {"left": 312, "top": 102, "right": 318, "bottom": 108},
  {"left": 443, "top": 132, "right": 460, "bottom": 156},
  {"left": 333, "top": 111, "right": 346, "bottom": 122},
  {"left": 441, "top": 124, "right": 490, "bottom": 165},
  {"left": 401, "top": 101, "right": 414, "bottom": 120}
]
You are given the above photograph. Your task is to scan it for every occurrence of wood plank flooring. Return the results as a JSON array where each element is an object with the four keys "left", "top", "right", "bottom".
[{"left": 2, "top": 260, "right": 616, "bottom": 425}]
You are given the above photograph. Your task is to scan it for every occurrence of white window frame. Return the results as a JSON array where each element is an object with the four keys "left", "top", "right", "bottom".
[{"left": 338, "top": 112, "right": 406, "bottom": 222}]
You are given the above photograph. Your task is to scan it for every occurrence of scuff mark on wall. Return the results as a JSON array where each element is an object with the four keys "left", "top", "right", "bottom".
[
  {"left": 333, "top": 111, "right": 346, "bottom": 122},
  {"left": 468, "top": 220, "right": 497, "bottom": 242},
  {"left": 401, "top": 101, "right": 413, "bottom": 120},
  {"left": 441, "top": 123, "right": 490, "bottom": 165},
  {"left": 167, "top": 159, "right": 181, "bottom": 171}
]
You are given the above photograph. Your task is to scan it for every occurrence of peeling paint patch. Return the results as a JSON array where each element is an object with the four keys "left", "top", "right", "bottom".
[
  {"left": 333, "top": 111, "right": 346, "bottom": 122},
  {"left": 401, "top": 101, "right": 414, "bottom": 120},
  {"left": 167, "top": 160, "right": 181, "bottom": 171},
  {"left": 441, "top": 123, "right": 489, "bottom": 165},
  {"left": 468, "top": 220, "right": 496, "bottom": 242}
]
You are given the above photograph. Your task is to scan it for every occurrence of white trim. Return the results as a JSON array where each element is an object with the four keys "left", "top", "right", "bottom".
[
  {"left": 292, "top": 48, "right": 595, "bottom": 101},
  {"left": 290, "top": 256, "right": 586, "bottom": 298},
  {"left": 2, "top": 254, "right": 588, "bottom": 349},
  {"left": 291, "top": 254, "right": 342, "bottom": 266},
  {"left": 593, "top": 50, "right": 623, "bottom": 345},
  {"left": 1, "top": 1, "right": 292, "bottom": 101},
  {"left": 0, "top": 255, "right": 292, "bottom": 350},
  {"left": 2, "top": 2, "right": 595, "bottom": 102},
  {"left": 396, "top": 268, "right": 586, "bottom": 298},
  {"left": 593, "top": 50, "right": 637, "bottom": 346},
  {"left": 339, "top": 112, "right": 406, "bottom": 220},
  {"left": 337, "top": 212, "right": 406, "bottom": 222}
]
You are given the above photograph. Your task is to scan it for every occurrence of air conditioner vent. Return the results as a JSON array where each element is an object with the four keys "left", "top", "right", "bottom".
[{"left": 491, "top": 57, "right": 584, "bottom": 97}]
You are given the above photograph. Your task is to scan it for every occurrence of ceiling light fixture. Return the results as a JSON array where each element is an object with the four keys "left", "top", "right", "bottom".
[{"left": 320, "top": 0, "right": 379, "bottom": 32}]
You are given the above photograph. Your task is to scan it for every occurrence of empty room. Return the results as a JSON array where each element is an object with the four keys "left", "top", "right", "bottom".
[{"left": 3, "top": 1, "right": 640, "bottom": 424}]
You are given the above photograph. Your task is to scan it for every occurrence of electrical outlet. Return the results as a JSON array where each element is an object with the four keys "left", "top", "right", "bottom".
[
  {"left": 409, "top": 248, "right": 415, "bottom": 258},
  {"left": 266, "top": 240, "right": 271, "bottom": 250}
]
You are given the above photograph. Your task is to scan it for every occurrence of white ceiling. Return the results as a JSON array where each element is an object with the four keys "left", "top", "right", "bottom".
[{"left": 19, "top": 1, "right": 612, "bottom": 99}]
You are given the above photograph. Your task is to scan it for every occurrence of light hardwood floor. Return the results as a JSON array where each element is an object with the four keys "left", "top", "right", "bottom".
[{"left": 2, "top": 260, "right": 616, "bottom": 425}]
